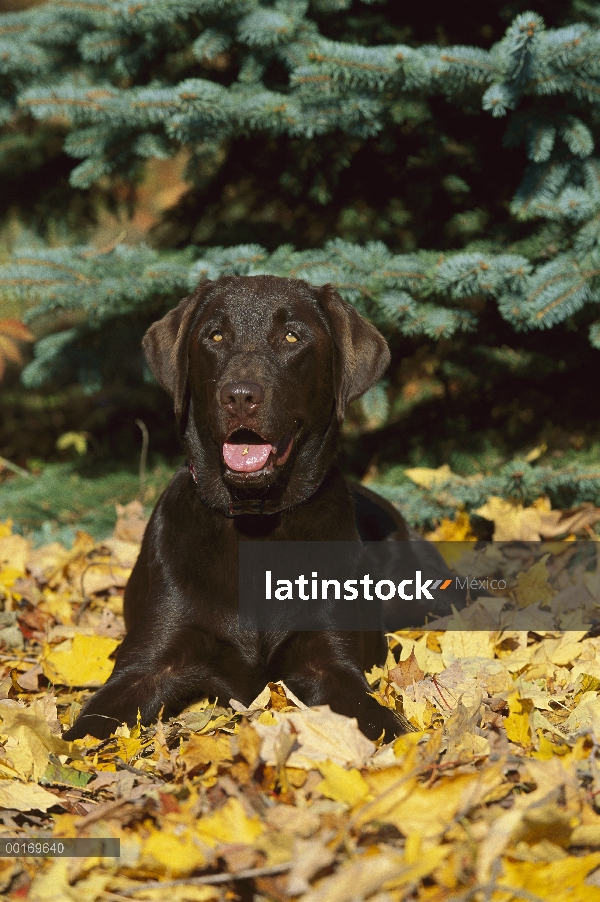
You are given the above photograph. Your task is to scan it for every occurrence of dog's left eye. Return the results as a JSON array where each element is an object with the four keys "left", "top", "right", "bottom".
[
  {"left": 210, "top": 331, "right": 223, "bottom": 342},
  {"left": 285, "top": 331, "right": 299, "bottom": 343}
]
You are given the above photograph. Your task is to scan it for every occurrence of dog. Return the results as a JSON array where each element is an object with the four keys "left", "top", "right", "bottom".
[{"left": 64, "top": 275, "right": 452, "bottom": 742}]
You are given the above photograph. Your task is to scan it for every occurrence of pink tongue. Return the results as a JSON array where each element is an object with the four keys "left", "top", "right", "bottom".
[{"left": 223, "top": 442, "right": 274, "bottom": 472}]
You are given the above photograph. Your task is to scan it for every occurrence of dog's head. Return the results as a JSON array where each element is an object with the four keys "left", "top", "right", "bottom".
[{"left": 143, "top": 275, "right": 389, "bottom": 514}]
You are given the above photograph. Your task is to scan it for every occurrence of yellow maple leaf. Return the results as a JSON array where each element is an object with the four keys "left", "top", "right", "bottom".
[
  {"left": 90, "top": 756, "right": 117, "bottom": 772},
  {"left": 500, "top": 853, "right": 600, "bottom": 902},
  {"left": 27, "top": 858, "right": 111, "bottom": 902},
  {"left": 474, "top": 495, "right": 550, "bottom": 541},
  {"left": 364, "top": 771, "right": 495, "bottom": 841},
  {"left": 0, "top": 532, "right": 29, "bottom": 574},
  {"left": 41, "top": 634, "right": 119, "bottom": 687},
  {"left": 0, "top": 779, "right": 59, "bottom": 813},
  {"left": 405, "top": 464, "right": 452, "bottom": 490},
  {"left": 515, "top": 553, "right": 555, "bottom": 608},
  {"left": 439, "top": 629, "right": 495, "bottom": 664},
  {"left": 142, "top": 826, "right": 207, "bottom": 877},
  {"left": 532, "top": 730, "right": 566, "bottom": 760},
  {"left": 386, "top": 845, "right": 451, "bottom": 889},
  {"left": 114, "top": 734, "right": 153, "bottom": 764},
  {"left": 180, "top": 733, "right": 233, "bottom": 772},
  {"left": 504, "top": 691, "right": 533, "bottom": 745},
  {"left": 41, "top": 589, "right": 74, "bottom": 625},
  {"left": 393, "top": 731, "right": 426, "bottom": 759},
  {"left": 359, "top": 765, "right": 420, "bottom": 830},
  {"left": 0, "top": 519, "right": 12, "bottom": 538},
  {"left": 426, "top": 511, "right": 475, "bottom": 542},
  {"left": 0, "top": 700, "right": 79, "bottom": 781},
  {"left": 316, "top": 760, "right": 371, "bottom": 806},
  {"left": 399, "top": 693, "right": 430, "bottom": 730},
  {"left": 196, "top": 797, "right": 263, "bottom": 846},
  {"left": 0, "top": 566, "right": 24, "bottom": 591}
]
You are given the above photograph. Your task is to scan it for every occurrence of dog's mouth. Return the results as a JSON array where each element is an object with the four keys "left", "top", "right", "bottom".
[{"left": 222, "top": 426, "right": 297, "bottom": 475}]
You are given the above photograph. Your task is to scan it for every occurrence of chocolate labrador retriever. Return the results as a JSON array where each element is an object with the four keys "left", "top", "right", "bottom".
[{"left": 64, "top": 275, "right": 441, "bottom": 742}]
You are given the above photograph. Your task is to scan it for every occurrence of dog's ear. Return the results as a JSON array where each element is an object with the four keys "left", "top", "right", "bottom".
[
  {"left": 142, "top": 281, "right": 212, "bottom": 424},
  {"left": 318, "top": 284, "right": 390, "bottom": 421}
]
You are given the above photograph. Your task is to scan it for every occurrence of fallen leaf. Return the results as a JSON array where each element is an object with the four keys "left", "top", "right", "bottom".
[
  {"left": 114, "top": 500, "right": 148, "bottom": 544},
  {"left": 426, "top": 511, "right": 475, "bottom": 542},
  {"left": 474, "top": 496, "right": 551, "bottom": 541},
  {"left": 237, "top": 719, "right": 262, "bottom": 768},
  {"left": 41, "top": 634, "right": 119, "bottom": 687},
  {"left": 180, "top": 733, "right": 233, "bottom": 773},
  {"left": 300, "top": 849, "right": 408, "bottom": 902},
  {"left": 475, "top": 496, "right": 600, "bottom": 541},
  {"left": 515, "top": 554, "right": 555, "bottom": 608},
  {"left": 287, "top": 836, "right": 336, "bottom": 896},
  {"left": 504, "top": 691, "right": 533, "bottom": 746},
  {"left": 0, "top": 533, "right": 29, "bottom": 574},
  {"left": 389, "top": 649, "right": 425, "bottom": 689},
  {"left": 41, "top": 762, "right": 92, "bottom": 788},
  {"left": 500, "top": 853, "right": 600, "bottom": 902},
  {"left": 316, "top": 760, "right": 371, "bottom": 806},
  {"left": 265, "top": 804, "right": 320, "bottom": 837},
  {"left": 405, "top": 464, "right": 453, "bottom": 490},
  {"left": 370, "top": 771, "right": 499, "bottom": 840},
  {"left": 142, "top": 825, "right": 207, "bottom": 877},
  {"left": 0, "top": 779, "right": 60, "bottom": 813},
  {"left": 0, "top": 699, "right": 79, "bottom": 780},
  {"left": 394, "top": 635, "right": 445, "bottom": 674},
  {"left": 255, "top": 706, "right": 375, "bottom": 769},
  {"left": 439, "top": 629, "right": 495, "bottom": 665},
  {"left": 196, "top": 797, "right": 263, "bottom": 846}
]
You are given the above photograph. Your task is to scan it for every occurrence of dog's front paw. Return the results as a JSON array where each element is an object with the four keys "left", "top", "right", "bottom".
[{"left": 63, "top": 712, "right": 125, "bottom": 741}]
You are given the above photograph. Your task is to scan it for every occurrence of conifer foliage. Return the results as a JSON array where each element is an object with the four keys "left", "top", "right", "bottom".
[{"left": 2, "top": 0, "right": 600, "bottom": 526}]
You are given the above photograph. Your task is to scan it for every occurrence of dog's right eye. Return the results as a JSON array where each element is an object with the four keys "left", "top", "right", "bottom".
[{"left": 210, "top": 330, "right": 223, "bottom": 342}]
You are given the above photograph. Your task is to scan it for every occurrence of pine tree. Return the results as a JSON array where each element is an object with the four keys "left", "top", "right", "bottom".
[{"left": 2, "top": 0, "right": 600, "bottom": 531}]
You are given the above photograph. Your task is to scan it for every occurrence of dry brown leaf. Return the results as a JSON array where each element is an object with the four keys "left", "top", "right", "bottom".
[
  {"left": 266, "top": 804, "right": 321, "bottom": 838},
  {"left": 515, "top": 554, "right": 555, "bottom": 608},
  {"left": 300, "top": 849, "right": 407, "bottom": 902},
  {"left": 388, "top": 648, "right": 425, "bottom": 689},
  {"left": 81, "top": 563, "right": 130, "bottom": 595},
  {"left": 475, "top": 496, "right": 600, "bottom": 541},
  {"left": 113, "top": 500, "right": 148, "bottom": 544},
  {"left": 287, "top": 837, "right": 336, "bottom": 895},
  {"left": 254, "top": 706, "right": 375, "bottom": 769}
]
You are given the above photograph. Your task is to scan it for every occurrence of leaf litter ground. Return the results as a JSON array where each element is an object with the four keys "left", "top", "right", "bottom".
[{"left": 3, "top": 503, "right": 600, "bottom": 900}]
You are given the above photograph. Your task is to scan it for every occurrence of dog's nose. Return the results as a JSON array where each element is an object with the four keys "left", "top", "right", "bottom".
[{"left": 220, "top": 381, "right": 264, "bottom": 416}]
